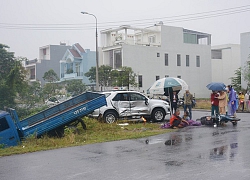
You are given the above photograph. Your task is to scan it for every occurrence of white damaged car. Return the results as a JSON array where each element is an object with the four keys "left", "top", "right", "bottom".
[{"left": 90, "top": 90, "right": 170, "bottom": 123}]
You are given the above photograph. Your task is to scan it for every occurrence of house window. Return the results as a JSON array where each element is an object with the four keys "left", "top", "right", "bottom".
[
  {"left": 186, "top": 55, "right": 189, "bottom": 67},
  {"left": 75, "top": 63, "right": 80, "bottom": 76},
  {"left": 138, "top": 75, "right": 142, "bottom": 87},
  {"left": 157, "top": 53, "right": 160, "bottom": 57},
  {"left": 149, "top": 36, "right": 156, "bottom": 43},
  {"left": 114, "top": 50, "right": 122, "bottom": 68},
  {"left": 109, "top": 50, "right": 114, "bottom": 67},
  {"left": 165, "top": 53, "right": 168, "bottom": 66},
  {"left": 30, "top": 68, "right": 35, "bottom": 80},
  {"left": 196, "top": 56, "right": 200, "bottom": 67},
  {"left": 211, "top": 50, "right": 222, "bottom": 59},
  {"left": 177, "top": 54, "right": 181, "bottom": 66},
  {"left": 156, "top": 76, "right": 160, "bottom": 81}
]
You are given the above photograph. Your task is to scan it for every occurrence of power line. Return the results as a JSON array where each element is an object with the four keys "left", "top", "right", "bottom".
[{"left": 0, "top": 4, "right": 250, "bottom": 30}]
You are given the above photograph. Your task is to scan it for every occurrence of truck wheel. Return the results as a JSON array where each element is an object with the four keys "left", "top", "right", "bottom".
[
  {"left": 151, "top": 108, "right": 166, "bottom": 122},
  {"left": 48, "top": 126, "right": 64, "bottom": 138},
  {"left": 77, "top": 117, "right": 87, "bottom": 130},
  {"left": 103, "top": 111, "right": 117, "bottom": 124}
]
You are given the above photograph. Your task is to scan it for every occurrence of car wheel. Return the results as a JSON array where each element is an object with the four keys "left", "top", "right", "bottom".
[
  {"left": 151, "top": 108, "right": 166, "bottom": 122},
  {"left": 103, "top": 111, "right": 118, "bottom": 124}
]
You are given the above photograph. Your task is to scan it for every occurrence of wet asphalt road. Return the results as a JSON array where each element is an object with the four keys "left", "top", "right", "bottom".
[{"left": 1, "top": 110, "right": 250, "bottom": 180}]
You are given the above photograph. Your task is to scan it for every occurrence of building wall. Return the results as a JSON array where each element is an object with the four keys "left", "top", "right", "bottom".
[
  {"left": 119, "top": 25, "right": 211, "bottom": 98},
  {"left": 36, "top": 44, "right": 71, "bottom": 85},
  {"left": 81, "top": 49, "right": 96, "bottom": 85},
  {"left": 211, "top": 44, "right": 240, "bottom": 87},
  {"left": 240, "top": 32, "right": 250, "bottom": 89}
]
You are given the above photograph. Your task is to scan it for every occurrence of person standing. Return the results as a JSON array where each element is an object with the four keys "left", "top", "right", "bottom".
[
  {"left": 218, "top": 91, "right": 227, "bottom": 115},
  {"left": 227, "top": 85, "right": 237, "bottom": 117},
  {"left": 245, "top": 91, "right": 250, "bottom": 112},
  {"left": 238, "top": 92, "right": 245, "bottom": 111},
  {"left": 170, "top": 91, "right": 179, "bottom": 114},
  {"left": 210, "top": 91, "right": 219, "bottom": 116},
  {"left": 183, "top": 90, "right": 193, "bottom": 119}
]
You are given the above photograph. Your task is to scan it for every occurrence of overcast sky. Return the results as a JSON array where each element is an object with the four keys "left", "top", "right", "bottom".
[{"left": 1, "top": 0, "right": 250, "bottom": 59}]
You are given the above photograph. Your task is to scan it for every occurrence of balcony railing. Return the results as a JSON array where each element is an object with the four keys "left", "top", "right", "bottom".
[{"left": 61, "top": 72, "right": 83, "bottom": 78}]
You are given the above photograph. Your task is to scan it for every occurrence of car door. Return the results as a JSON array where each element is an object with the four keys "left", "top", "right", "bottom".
[
  {"left": 129, "top": 92, "right": 149, "bottom": 116},
  {"left": 112, "top": 93, "right": 132, "bottom": 117}
]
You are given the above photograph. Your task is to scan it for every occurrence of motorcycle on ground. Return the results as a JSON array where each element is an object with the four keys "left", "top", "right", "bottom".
[{"left": 197, "top": 114, "right": 240, "bottom": 127}]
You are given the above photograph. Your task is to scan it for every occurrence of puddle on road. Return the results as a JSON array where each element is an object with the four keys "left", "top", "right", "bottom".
[
  {"left": 165, "top": 160, "right": 184, "bottom": 166},
  {"left": 207, "top": 143, "right": 238, "bottom": 161},
  {"left": 145, "top": 133, "right": 194, "bottom": 146},
  {"left": 145, "top": 138, "right": 164, "bottom": 145}
]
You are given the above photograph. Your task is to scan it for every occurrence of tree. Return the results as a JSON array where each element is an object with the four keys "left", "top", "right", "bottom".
[
  {"left": 65, "top": 80, "right": 86, "bottom": 96},
  {"left": 43, "top": 69, "right": 59, "bottom": 83},
  {"left": 230, "top": 67, "right": 242, "bottom": 92},
  {"left": 242, "top": 56, "right": 250, "bottom": 89},
  {"left": 0, "top": 44, "right": 28, "bottom": 109},
  {"left": 84, "top": 65, "right": 137, "bottom": 90},
  {"left": 42, "top": 69, "right": 60, "bottom": 98},
  {"left": 112, "top": 66, "right": 137, "bottom": 89},
  {"left": 17, "top": 81, "right": 42, "bottom": 108}
]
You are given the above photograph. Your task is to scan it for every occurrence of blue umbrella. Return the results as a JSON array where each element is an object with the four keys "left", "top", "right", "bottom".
[{"left": 206, "top": 82, "right": 226, "bottom": 91}]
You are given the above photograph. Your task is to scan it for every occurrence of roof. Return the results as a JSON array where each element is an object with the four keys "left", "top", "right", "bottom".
[
  {"left": 74, "top": 43, "right": 85, "bottom": 53},
  {"left": 69, "top": 49, "right": 81, "bottom": 58}
]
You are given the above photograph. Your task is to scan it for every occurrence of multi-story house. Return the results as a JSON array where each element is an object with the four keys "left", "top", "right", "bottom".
[
  {"left": 24, "top": 43, "right": 71, "bottom": 85},
  {"left": 59, "top": 43, "right": 96, "bottom": 87},
  {"left": 211, "top": 44, "right": 240, "bottom": 86},
  {"left": 100, "top": 23, "right": 212, "bottom": 98},
  {"left": 240, "top": 32, "right": 250, "bottom": 89}
]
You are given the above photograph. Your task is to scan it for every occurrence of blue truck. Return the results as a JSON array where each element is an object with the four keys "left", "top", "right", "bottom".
[{"left": 0, "top": 92, "right": 107, "bottom": 147}]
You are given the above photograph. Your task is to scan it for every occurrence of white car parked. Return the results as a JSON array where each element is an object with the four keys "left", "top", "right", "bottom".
[{"left": 90, "top": 90, "right": 170, "bottom": 123}]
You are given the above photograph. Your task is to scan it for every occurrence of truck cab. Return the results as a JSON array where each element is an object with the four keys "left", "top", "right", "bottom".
[{"left": 0, "top": 111, "right": 20, "bottom": 147}]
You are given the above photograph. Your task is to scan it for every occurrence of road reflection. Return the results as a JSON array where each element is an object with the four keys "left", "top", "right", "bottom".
[{"left": 209, "top": 143, "right": 238, "bottom": 161}]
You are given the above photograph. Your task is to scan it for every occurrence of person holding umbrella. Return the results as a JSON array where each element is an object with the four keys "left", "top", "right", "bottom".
[
  {"left": 170, "top": 91, "right": 179, "bottom": 114},
  {"left": 183, "top": 90, "right": 193, "bottom": 119},
  {"left": 206, "top": 82, "right": 227, "bottom": 115},
  {"left": 217, "top": 91, "right": 227, "bottom": 115},
  {"left": 210, "top": 91, "right": 219, "bottom": 116}
]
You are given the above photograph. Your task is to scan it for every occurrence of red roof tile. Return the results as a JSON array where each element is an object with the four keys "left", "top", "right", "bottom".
[
  {"left": 75, "top": 43, "right": 85, "bottom": 53},
  {"left": 69, "top": 49, "right": 81, "bottom": 58}
]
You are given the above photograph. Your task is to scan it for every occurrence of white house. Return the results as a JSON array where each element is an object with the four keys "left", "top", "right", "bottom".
[
  {"left": 211, "top": 44, "right": 241, "bottom": 86},
  {"left": 240, "top": 32, "right": 250, "bottom": 89},
  {"left": 100, "top": 24, "right": 212, "bottom": 98}
]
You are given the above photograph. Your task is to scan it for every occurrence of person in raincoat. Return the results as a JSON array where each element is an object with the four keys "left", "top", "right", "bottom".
[
  {"left": 227, "top": 85, "right": 237, "bottom": 117},
  {"left": 238, "top": 92, "right": 245, "bottom": 111}
]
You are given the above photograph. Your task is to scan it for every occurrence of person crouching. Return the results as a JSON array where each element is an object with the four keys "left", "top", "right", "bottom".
[{"left": 169, "top": 108, "right": 189, "bottom": 129}]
